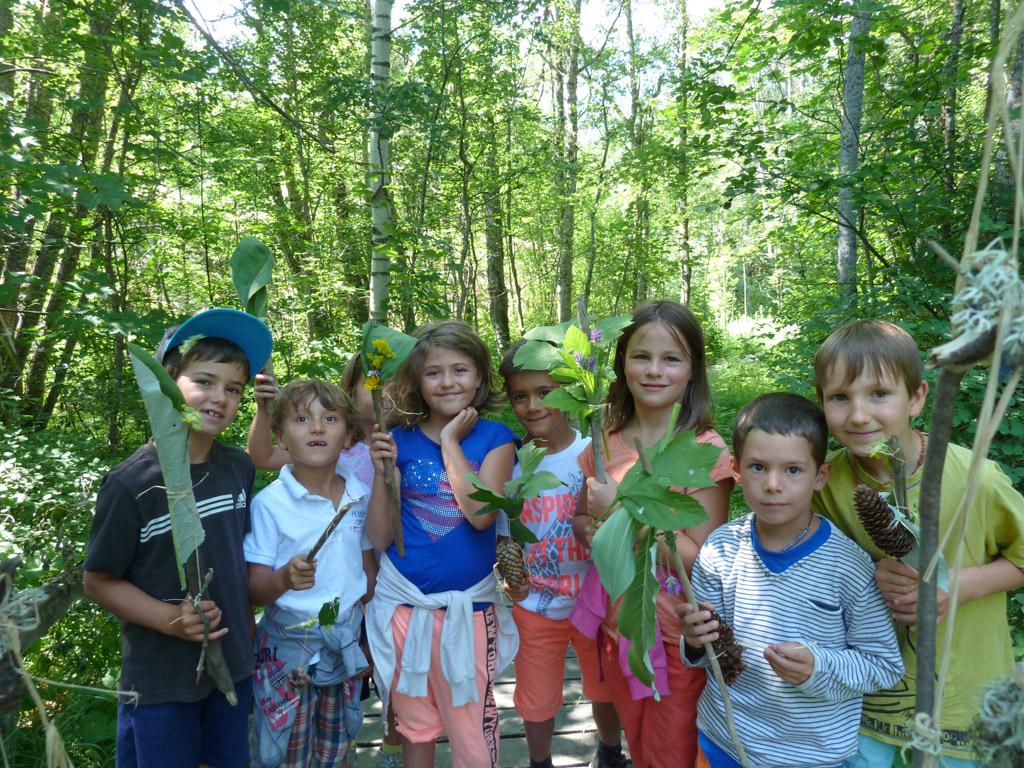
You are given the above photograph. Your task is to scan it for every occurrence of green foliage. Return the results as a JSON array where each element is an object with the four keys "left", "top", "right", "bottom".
[
  {"left": 1009, "top": 590, "right": 1024, "bottom": 662},
  {"left": 590, "top": 415, "right": 721, "bottom": 688},
  {"left": 467, "top": 442, "right": 561, "bottom": 544},
  {"left": 360, "top": 322, "right": 417, "bottom": 382},
  {"left": 318, "top": 597, "right": 341, "bottom": 627},
  {"left": 230, "top": 237, "right": 275, "bottom": 318},
  {"left": 514, "top": 314, "right": 631, "bottom": 437}
]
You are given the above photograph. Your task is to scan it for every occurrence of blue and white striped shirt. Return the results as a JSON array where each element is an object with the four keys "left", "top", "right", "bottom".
[{"left": 684, "top": 514, "right": 903, "bottom": 768}]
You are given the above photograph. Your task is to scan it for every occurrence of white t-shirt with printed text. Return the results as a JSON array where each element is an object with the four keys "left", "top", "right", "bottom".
[{"left": 516, "top": 431, "right": 591, "bottom": 620}]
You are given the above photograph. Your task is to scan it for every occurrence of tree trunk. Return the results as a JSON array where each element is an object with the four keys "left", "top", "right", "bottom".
[
  {"left": 677, "top": 0, "right": 691, "bottom": 307},
  {"left": 940, "top": 0, "right": 965, "bottom": 242},
  {"left": 368, "top": 0, "right": 395, "bottom": 324},
  {"left": 583, "top": 90, "right": 611, "bottom": 308},
  {"left": 24, "top": 11, "right": 126, "bottom": 413},
  {"left": 454, "top": 79, "right": 473, "bottom": 323},
  {"left": 837, "top": 9, "right": 871, "bottom": 298},
  {"left": 554, "top": 0, "right": 580, "bottom": 323},
  {"left": 624, "top": 0, "right": 650, "bottom": 304},
  {"left": 484, "top": 114, "right": 510, "bottom": 353},
  {"left": 0, "top": 0, "right": 13, "bottom": 108},
  {"left": 0, "top": 0, "right": 59, "bottom": 356}
]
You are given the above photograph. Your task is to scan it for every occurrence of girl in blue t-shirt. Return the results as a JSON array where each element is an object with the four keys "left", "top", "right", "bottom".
[{"left": 366, "top": 321, "right": 517, "bottom": 768}]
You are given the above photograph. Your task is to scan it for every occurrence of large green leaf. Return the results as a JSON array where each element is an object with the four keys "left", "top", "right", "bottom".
[
  {"left": 360, "top": 322, "right": 417, "bottom": 380},
  {"left": 593, "top": 315, "right": 633, "bottom": 343},
  {"left": 127, "top": 342, "right": 186, "bottom": 409},
  {"left": 512, "top": 339, "right": 564, "bottom": 372},
  {"left": 516, "top": 470, "right": 563, "bottom": 501},
  {"left": 523, "top": 319, "right": 575, "bottom": 343},
  {"left": 230, "top": 237, "right": 275, "bottom": 318},
  {"left": 541, "top": 387, "right": 590, "bottom": 423},
  {"left": 617, "top": 538, "right": 660, "bottom": 690},
  {"left": 467, "top": 477, "right": 519, "bottom": 515},
  {"left": 618, "top": 430, "right": 720, "bottom": 500},
  {"left": 128, "top": 345, "right": 205, "bottom": 590},
  {"left": 508, "top": 519, "right": 540, "bottom": 545},
  {"left": 620, "top": 491, "right": 708, "bottom": 530},
  {"left": 591, "top": 507, "right": 638, "bottom": 600},
  {"left": 563, "top": 324, "right": 590, "bottom": 355},
  {"left": 514, "top": 441, "right": 548, "bottom": 478}
]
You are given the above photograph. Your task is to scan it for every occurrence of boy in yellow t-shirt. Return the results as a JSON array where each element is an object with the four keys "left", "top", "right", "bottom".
[{"left": 811, "top": 319, "right": 1024, "bottom": 767}]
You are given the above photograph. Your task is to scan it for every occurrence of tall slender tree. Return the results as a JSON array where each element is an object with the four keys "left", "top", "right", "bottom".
[{"left": 837, "top": 6, "right": 871, "bottom": 298}]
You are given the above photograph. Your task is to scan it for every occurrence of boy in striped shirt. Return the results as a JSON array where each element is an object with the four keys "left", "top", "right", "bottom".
[{"left": 677, "top": 393, "right": 903, "bottom": 768}]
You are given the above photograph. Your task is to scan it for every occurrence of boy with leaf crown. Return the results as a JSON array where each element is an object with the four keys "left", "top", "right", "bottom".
[
  {"left": 679, "top": 393, "right": 903, "bottom": 768},
  {"left": 812, "top": 320, "right": 1024, "bottom": 767},
  {"left": 245, "top": 379, "right": 375, "bottom": 768},
  {"left": 84, "top": 308, "right": 272, "bottom": 768},
  {"left": 498, "top": 340, "right": 624, "bottom": 768}
]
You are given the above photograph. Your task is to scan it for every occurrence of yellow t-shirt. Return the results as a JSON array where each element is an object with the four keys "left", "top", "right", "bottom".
[{"left": 812, "top": 442, "right": 1024, "bottom": 759}]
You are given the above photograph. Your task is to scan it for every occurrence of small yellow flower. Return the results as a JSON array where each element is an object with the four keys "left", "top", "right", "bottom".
[
  {"left": 180, "top": 404, "right": 202, "bottom": 430},
  {"left": 373, "top": 338, "right": 396, "bottom": 359},
  {"left": 368, "top": 353, "right": 385, "bottom": 370},
  {"left": 363, "top": 374, "right": 382, "bottom": 391}
]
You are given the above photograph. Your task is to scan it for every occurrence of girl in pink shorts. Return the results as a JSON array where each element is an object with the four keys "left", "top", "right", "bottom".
[{"left": 365, "top": 322, "right": 519, "bottom": 768}]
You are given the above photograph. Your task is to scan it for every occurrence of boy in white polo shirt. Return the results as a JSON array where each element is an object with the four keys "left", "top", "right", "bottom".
[{"left": 245, "top": 379, "right": 376, "bottom": 768}]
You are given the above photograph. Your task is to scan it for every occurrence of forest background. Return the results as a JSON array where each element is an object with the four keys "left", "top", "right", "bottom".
[{"left": 2, "top": 0, "right": 1024, "bottom": 762}]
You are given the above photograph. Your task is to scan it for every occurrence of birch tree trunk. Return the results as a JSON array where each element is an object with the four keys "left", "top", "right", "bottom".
[
  {"left": 368, "top": 0, "right": 395, "bottom": 323},
  {"left": 837, "top": 8, "right": 871, "bottom": 299}
]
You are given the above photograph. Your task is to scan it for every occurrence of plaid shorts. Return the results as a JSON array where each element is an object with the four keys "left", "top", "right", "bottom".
[{"left": 281, "top": 677, "right": 363, "bottom": 768}]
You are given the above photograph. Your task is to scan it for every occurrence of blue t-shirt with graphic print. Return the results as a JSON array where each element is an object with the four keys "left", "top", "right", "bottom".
[{"left": 387, "top": 418, "right": 516, "bottom": 597}]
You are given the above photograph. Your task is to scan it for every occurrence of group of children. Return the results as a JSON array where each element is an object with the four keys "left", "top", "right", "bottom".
[{"left": 83, "top": 301, "right": 1024, "bottom": 768}]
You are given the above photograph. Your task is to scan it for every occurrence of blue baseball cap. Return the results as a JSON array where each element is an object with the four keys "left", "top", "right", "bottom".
[{"left": 155, "top": 308, "right": 272, "bottom": 380}]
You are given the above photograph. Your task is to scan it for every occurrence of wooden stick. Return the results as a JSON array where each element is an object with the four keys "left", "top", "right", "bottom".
[
  {"left": 183, "top": 557, "right": 237, "bottom": 705},
  {"left": 372, "top": 389, "right": 404, "bottom": 555},
  {"left": 306, "top": 501, "right": 356, "bottom": 562},
  {"left": 577, "top": 297, "right": 607, "bottom": 483},
  {"left": 911, "top": 366, "right": 964, "bottom": 768}
]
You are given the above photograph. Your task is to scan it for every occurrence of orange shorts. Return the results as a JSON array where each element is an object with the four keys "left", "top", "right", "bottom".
[
  {"left": 511, "top": 604, "right": 611, "bottom": 722},
  {"left": 601, "top": 635, "right": 704, "bottom": 768},
  {"left": 389, "top": 605, "right": 499, "bottom": 768}
]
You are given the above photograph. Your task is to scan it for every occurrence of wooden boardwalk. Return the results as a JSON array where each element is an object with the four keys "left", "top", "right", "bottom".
[{"left": 353, "top": 649, "right": 601, "bottom": 767}]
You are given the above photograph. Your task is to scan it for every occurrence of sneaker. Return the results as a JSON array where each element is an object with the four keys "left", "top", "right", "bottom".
[
  {"left": 377, "top": 748, "right": 403, "bottom": 768},
  {"left": 589, "top": 747, "right": 631, "bottom": 768}
]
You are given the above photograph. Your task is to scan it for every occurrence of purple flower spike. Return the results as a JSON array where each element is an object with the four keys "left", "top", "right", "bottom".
[
  {"left": 573, "top": 352, "right": 596, "bottom": 372},
  {"left": 590, "top": 329, "right": 602, "bottom": 342}
]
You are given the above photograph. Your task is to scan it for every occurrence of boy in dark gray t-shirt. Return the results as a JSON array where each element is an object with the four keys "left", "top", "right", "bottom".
[{"left": 84, "top": 308, "right": 271, "bottom": 768}]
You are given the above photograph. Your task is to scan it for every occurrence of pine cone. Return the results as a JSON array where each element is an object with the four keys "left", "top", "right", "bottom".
[
  {"left": 496, "top": 542, "right": 527, "bottom": 591},
  {"left": 709, "top": 609, "right": 746, "bottom": 685},
  {"left": 853, "top": 483, "right": 915, "bottom": 558}
]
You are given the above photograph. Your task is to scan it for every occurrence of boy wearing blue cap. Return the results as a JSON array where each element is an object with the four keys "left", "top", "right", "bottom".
[{"left": 84, "top": 308, "right": 272, "bottom": 768}]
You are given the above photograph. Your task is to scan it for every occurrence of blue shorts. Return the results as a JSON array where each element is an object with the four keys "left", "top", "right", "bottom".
[
  {"left": 843, "top": 733, "right": 977, "bottom": 768},
  {"left": 116, "top": 681, "right": 252, "bottom": 768}
]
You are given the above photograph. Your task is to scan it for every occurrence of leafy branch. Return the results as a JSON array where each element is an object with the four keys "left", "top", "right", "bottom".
[
  {"left": 360, "top": 322, "right": 417, "bottom": 556},
  {"left": 512, "top": 298, "right": 630, "bottom": 482}
]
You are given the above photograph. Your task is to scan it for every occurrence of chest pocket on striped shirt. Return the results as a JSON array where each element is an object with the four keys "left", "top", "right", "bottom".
[{"left": 800, "top": 597, "right": 846, "bottom": 646}]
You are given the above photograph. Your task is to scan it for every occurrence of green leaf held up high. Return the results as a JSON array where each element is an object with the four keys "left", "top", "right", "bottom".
[
  {"left": 230, "top": 237, "right": 275, "bottom": 318},
  {"left": 128, "top": 343, "right": 205, "bottom": 590}
]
